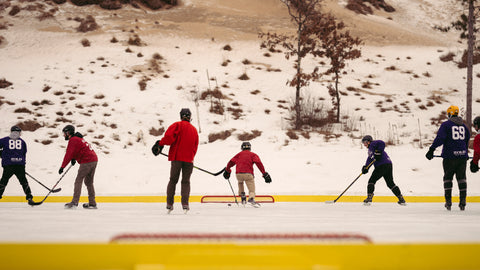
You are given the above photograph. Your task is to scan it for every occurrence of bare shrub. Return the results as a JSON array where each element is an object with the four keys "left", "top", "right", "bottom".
[
  {"left": 128, "top": 34, "right": 145, "bottom": 46},
  {"left": 238, "top": 72, "right": 249, "bottom": 80},
  {"left": 41, "top": 140, "right": 53, "bottom": 145},
  {"left": 8, "top": 5, "right": 20, "bottom": 16},
  {"left": 290, "top": 95, "right": 331, "bottom": 128},
  {"left": 14, "top": 107, "right": 32, "bottom": 114},
  {"left": 81, "top": 38, "right": 90, "bottom": 47},
  {"left": 138, "top": 78, "right": 148, "bottom": 90},
  {"left": 286, "top": 130, "right": 299, "bottom": 140},
  {"left": 423, "top": 72, "right": 432, "bottom": 77},
  {"left": 99, "top": 0, "right": 122, "bottom": 10},
  {"left": 227, "top": 107, "right": 243, "bottom": 119},
  {"left": 440, "top": 52, "right": 455, "bottom": 62},
  {"left": 242, "top": 59, "right": 252, "bottom": 65},
  {"left": 149, "top": 127, "right": 165, "bottom": 136},
  {"left": 457, "top": 50, "right": 480, "bottom": 68},
  {"left": 237, "top": 130, "right": 262, "bottom": 141},
  {"left": 0, "top": 78, "right": 13, "bottom": 88},
  {"left": 17, "top": 120, "right": 42, "bottom": 131},
  {"left": 208, "top": 130, "right": 233, "bottom": 143},
  {"left": 385, "top": 65, "right": 397, "bottom": 71},
  {"left": 77, "top": 15, "right": 98, "bottom": 33},
  {"left": 223, "top": 44, "right": 232, "bottom": 51},
  {"left": 0, "top": 36, "right": 4, "bottom": 45}
]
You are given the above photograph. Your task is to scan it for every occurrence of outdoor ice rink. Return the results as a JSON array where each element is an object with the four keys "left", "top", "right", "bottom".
[
  {"left": 1, "top": 201, "right": 479, "bottom": 243},
  {"left": 1, "top": 200, "right": 480, "bottom": 270}
]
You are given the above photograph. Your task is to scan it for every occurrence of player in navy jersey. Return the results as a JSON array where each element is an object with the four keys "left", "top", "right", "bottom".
[
  {"left": 0, "top": 126, "right": 33, "bottom": 203},
  {"left": 425, "top": 105, "right": 470, "bottom": 211},
  {"left": 361, "top": 135, "right": 406, "bottom": 205}
]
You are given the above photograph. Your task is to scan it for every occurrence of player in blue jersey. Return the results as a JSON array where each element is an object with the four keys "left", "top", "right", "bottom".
[
  {"left": 361, "top": 135, "right": 406, "bottom": 206},
  {"left": 0, "top": 126, "right": 33, "bottom": 203},
  {"left": 425, "top": 105, "right": 470, "bottom": 211}
]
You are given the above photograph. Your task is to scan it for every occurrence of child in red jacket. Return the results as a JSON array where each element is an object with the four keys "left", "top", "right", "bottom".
[{"left": 223, "top": 142, "right": 271, "bottom": 207}]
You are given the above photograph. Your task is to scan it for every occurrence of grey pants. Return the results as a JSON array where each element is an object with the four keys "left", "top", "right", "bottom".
[{"left": 70, "top": 161, "right": 97, "bottom": 205}]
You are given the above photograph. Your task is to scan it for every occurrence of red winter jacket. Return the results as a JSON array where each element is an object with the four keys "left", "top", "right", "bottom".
[
  {"left": 61, "top": 136, "right": 98, "bottom": 168},
  {"left": 157, "top": 120, "right": 199, "bottom": 163},
  {"left": 473, "top": 133, "right": 480, "bottom": 165},
  {"left": 226, "top": 150, "right": 266, "bottom": 176}
]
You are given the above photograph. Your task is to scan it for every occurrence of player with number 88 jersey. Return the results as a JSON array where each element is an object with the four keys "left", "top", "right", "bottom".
[
  {"left": 425, "top": 105, "right": 470, "bottom": 211},
  {"left": 0, "top": 126, "right": 33, "bottom": 203}
]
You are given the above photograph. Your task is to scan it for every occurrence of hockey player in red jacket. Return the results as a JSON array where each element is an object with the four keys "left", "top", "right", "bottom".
[
  {"left": 223, "top": 142, "right": 271, "bottom": 207},
  {"left": 152, "top": 108, "right": 199, "bottom": 214},
  {"left": 59, "top": 125, "right": 98, "bottom": 209}
]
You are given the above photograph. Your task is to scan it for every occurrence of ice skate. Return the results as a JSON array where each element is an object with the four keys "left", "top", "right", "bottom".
[
  {"left": 83, "top": 203, "right": 97, "bottom": 209},
  {"left": 248, "top": 198, "right": 261, "bottom": 208},
  {"left": 240, "top": 192, "right": 247, "bottom": 206},
  {"left": 166, "top": 205, "right": 173, "bottom": 214},
  {"left": 64, "top": 202, "right": 78, "bottom": 209},
  {"left": 363, "top": 194, "right": 373, "bottom": 206},
  {"left": 445, "top": 202, "right": 452, "bottom": 211},
  {"left": 183, "top": 205, "right": 189, "bottom": 214},
  {"left": 459, "top": 200, "right": 466, "bottom": 211},
  {"left": 397, "top": 195, "right": 406, "bottom": 206}
]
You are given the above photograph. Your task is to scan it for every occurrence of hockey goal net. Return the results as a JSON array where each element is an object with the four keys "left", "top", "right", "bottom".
[
  {"left": 200, "top": 195, "right": 275, "bottom": 203},
  {"left": 110, "top": 232, "right": 372, "bottom": 243}
]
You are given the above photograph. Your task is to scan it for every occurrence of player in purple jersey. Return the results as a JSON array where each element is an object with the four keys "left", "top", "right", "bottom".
[
  {"left": 425, "top": 105, "right": 470, "bottom": 211},
  {"left": 0, "top": 126, "right": 33, "bottom": 203},
  {"left": 361, "top": 135, "right": 406, "bottom": 206}
]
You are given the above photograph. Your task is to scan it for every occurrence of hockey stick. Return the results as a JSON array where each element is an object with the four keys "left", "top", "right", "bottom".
[
  {"left": 225, "top": 178, "right": 239, "bottom": 206},
  {"left": 28, "top": 164, "right": 73, "bottom": 206},
  {"left": 25, "top": 172, "right": 62, "bottom": 193},
  {"left": 325, "top": 159, "right": 376, "bottom": 204},
  {"left": 159, "top": 152, "right": 225, "bottom": 176}
]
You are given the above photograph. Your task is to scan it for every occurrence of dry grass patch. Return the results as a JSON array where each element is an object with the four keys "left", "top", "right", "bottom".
[{"left": 237, "top": 130, "right": 262, "bottom": 141}]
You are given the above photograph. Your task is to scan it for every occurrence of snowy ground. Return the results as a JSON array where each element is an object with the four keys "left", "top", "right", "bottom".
[
  {"left": 1, "top": 0, "right": 480, "bottom": 249},
  {"left": 1, "top": 202, "right": 479, "bottom": 244}
]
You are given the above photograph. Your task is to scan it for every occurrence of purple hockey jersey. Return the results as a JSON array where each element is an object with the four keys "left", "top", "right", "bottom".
[
  {"left": 365, "top": 140, "right": 392, "bottom": 167},
  {"left": 430, "top": 117, "right": 470, "bottom": 159},
  {"left": 0, "top": 136, "right": 27, "bottom": 166}
]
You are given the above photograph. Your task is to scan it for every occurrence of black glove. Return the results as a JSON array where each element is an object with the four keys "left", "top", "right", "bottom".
[
  {"left": 362, "top": 165, "right": 369, "bottom": 174},
  {"left": 223, "top": 170, "right": 231, "bottom": 180},
  {"left": 263, "top": 172, "right": 272, "bottom": 183},
  {"left": 151, "top": 141, "right": 163, "bottom": 156},
  {"left": 71, "top": 159, "right": 76, "bottom": 166},
  {"left": 58, "top": 167, "right": 64, "bottom": 175},
  {"left": 425, "top": 147, "right": 435, "bottom": 160},
  {"left": 374, "top": 150, "right": 382, "bottom": 160},
  {"left": 470, "top": 161, "right": 479, "bottom": 173}
]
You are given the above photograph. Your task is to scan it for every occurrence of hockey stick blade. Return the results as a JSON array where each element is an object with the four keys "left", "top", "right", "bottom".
[
  {"left": 52, "top": 188, "right": 62, "bottom": 193},
  {"left": 325, "top": 200, "right": 335, "bottom": 204}
]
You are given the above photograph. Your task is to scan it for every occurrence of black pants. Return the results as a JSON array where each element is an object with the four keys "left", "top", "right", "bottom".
[
  {"left": 0, "top": 165, "right": 33, "bottom": 200},
  {"left": 166, "top": 161, "right": 193, "bottom": 207},
  {"left": 442, "top": 159, "right": 467, "bottom": 204},
  {"left": 367, "top": 163, "right": 402, "bottom": 197}
]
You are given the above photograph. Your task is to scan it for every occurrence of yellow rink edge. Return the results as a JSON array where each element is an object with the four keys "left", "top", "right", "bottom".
[
  {"left": 1, "top": 195, "right": 480, "bottom": 203},
  {"left": 0, "top": 242, "right": 479, "bottom": 270}
]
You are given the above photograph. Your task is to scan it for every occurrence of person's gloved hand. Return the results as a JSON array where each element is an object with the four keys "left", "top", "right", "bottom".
[
  {"left": 151, "top": 141, "right": 163, "bottom": 156},
  {"left": 58, "top": 167, "right": 64, "bottom": 175},
  {"left": 263, "top": 172, "right": 272, "bottom": 183},
  {"left": 425, "top": 147, "right": 435, "bottom": 160},
  {"left": 470, "top": 161, "right": 479, "bottom": 173},
  {"left": 71, "top": 159, "right": 76, "bottom": 166},
  {"left": 223, "top": 170, "right": 231, "bottom": 180},
  {"left": 362, "top": 165, "right": 369, "bottom": 174}
]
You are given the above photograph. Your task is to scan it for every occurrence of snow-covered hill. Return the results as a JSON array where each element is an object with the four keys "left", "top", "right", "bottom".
[{"left": 1, "top": 0, "right": 479, "bottom": 199}]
